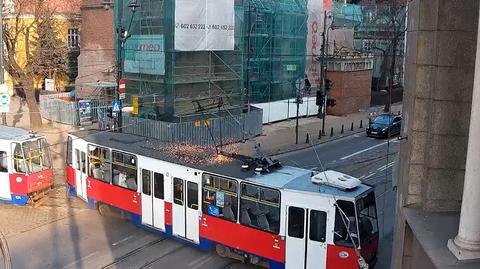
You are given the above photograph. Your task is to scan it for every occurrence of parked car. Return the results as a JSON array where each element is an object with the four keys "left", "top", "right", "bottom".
[{"left": 366, "top": 114, "right": 402, "bottom": 138}]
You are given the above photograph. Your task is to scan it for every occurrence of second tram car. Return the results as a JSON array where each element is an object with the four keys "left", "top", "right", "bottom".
[
  {"left": 0, "top": 126, "right": 53, "bottom": 205},
  {"left": 66, "top": 131, "right": 379, "bottom": 269}
]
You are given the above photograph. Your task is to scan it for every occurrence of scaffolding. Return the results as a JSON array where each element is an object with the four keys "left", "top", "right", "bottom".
[
  {"left": 245, "top": 0, "right": 308, "bottom": 104},
  {"left": 116, "top": 0, "right": 308, "bottom": 121}
]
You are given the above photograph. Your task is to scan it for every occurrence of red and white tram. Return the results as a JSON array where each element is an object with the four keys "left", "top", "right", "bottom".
[
  {"left": 66, "top": 130, "right": 379, "bottom": 269},
  {"left": 0, "top": 126, "right": 53, "bottom": 205}
]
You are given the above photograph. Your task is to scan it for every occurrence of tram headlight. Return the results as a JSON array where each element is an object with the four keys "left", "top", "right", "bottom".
[{"left": 16, "top": 177, "right": 22, "bottom": 183}]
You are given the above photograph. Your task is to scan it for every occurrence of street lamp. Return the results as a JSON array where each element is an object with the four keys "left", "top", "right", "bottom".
[{"left": 103, "top": 0, "right": 139, "bottom": 132}]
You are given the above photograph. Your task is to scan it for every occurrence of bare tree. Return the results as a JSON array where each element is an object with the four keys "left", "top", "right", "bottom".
[{"left": 2, "top": 0, "right": 70, "bottom": 129}]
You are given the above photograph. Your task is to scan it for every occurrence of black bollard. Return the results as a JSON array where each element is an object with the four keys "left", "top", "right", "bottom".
[
  {"left": 318, "top": 129, "right": 322, "bottom": 139},
  {"left": 306, "top": 133, "right": 310, "bottom": 144},
  {"left": 351, "top": 122, "right": 354, "bottom": 131},
  {"left": 360, "top": 120, "right": 363, "bottom": 129},
  {"left": 330, "top": 127, "right": 334, "bottom": 137},
  {"left": 341, "top": 124, "right": 344, "bottom": 134}
]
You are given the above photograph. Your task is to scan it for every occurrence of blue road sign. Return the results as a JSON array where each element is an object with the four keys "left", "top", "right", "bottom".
[{"left": 112, "top": 101, "right": 121, "bottom": 114}]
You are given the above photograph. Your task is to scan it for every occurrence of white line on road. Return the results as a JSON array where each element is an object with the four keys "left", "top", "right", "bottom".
[
  {"left": 377, "top": 162, "right": 395, "bottom": 172},
  {"left": 112, "top": 235, "right": 134, "bottom": 246},
  {"left": 62, "top": 252, "right": 98, "bottom": 269},
  {"left": 340, "top": 139, "right": 397, "bottom": 160}
]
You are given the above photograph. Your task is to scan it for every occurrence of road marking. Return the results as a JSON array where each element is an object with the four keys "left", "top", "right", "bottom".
[
  {"left": 189, "top": 255, "right": 213, "bottom": 268},
  {"left": 62, "top": 252, "right": 98, "bottom": 268},
  {"left": 377, "top": 162, "right": 395, "bottom": 172},
  {"left": 340, "top": 139, "right": 397, "bottom": 160},
  {"left": 112, "top": 235, "right": 134, "bottom": 246}
]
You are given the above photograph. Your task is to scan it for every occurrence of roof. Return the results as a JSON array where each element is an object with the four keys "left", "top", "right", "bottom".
[
  {"left": 0, "top": 126, "right": 40, "bottom": 141},
  {"left": 70, "top": 130, "right": 371, "bottom": 198}
]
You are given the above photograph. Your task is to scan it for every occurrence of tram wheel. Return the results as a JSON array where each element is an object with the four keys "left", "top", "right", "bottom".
[{"left": 97, "top": 203, "right": 111, "bottom": 216}]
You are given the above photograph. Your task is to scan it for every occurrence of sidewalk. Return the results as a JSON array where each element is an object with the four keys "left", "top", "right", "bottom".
[{"left": 237, "top": 103, "right": 403, "bottom": 156}]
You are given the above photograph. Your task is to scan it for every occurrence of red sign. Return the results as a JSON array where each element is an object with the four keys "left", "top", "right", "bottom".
[{"left": 119, "top": 79, "right": 126, "bottom": 93}]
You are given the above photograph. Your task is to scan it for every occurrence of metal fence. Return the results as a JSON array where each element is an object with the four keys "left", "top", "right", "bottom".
[
  {"left": 103, "top": 108, "right": 263, "bottom": 146},
  {"left": 39, "top": 93, "right": 110, "bottom": 125}
]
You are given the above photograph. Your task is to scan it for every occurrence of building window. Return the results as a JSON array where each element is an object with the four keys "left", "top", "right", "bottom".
[
  {"left": 112, "top": 151, "right": 137, "bottom": 191},
  {"left": 240, "top": 183, "right": 280, "bottom": 234},
  {"left": 68, "top": 28, "right": 80, "bottom": 48},
  {"left": 88, "top": 145, "right": 110, "bottom": 183},
  {"left": 202, "top": 173, "right": 238, "bottom": 222}
]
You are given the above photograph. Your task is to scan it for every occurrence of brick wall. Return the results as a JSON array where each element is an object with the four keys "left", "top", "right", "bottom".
[
  {"left": 326, "top": 69, "right": 372, "bottom": 115},
  {"left": 76, "top": 0, "right": 115, "bottom": 98}
]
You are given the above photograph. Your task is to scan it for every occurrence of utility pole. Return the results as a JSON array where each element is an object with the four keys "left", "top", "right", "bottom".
[
  {"left": 0, "top": 0, "right": 6, "bottom": 126},
  {"left": 115, "top": 0, "right": 138, "bottom": 132},
  {"left": 319, "top": 10, "right": 328, "bottom": 135},
  {"left": 295, "top": 78, "right": 303, "bottom": 144}
]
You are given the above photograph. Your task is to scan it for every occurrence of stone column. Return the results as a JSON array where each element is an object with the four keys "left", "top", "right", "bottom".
[{"left": 448, "top": 4, "right": 480, "bottom": 260}]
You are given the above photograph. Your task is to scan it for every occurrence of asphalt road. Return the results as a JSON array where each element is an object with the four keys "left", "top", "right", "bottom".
[{"left": 1, "top": 132, "right": 399, "bottom": 269}]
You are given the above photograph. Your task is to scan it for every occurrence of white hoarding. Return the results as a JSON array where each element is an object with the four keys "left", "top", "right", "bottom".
[
  {"left": 306, "top": 0, "right": 324, "bottom": 90},
  {"left": 175, "top": 0, "right": 234, "bottom": 51},
  {"left": 45, "top": 78, "right": 55, "bottom": 91}
]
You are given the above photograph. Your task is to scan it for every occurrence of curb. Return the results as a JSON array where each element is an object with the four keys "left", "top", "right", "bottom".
[{"left": 270, "top": 129, "right": 365, "bottom": 157}]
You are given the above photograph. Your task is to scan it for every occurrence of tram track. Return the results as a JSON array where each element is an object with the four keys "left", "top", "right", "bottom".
[
  {"left": 0, "top": 230, "right": 11, "bottom": 269},
  {"left": 101, "top": 237, "right": 167, "bottom": 269},
  {"left": 137, "top": 245, "right": 187, "bottom": 269}
]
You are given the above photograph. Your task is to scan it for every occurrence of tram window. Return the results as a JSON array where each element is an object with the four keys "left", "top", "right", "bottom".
[
  {"left": 187, "top": 182, "right": 198, "bottom": 210},
  {"left": 112, "top": 151, "right": 137, "bottom": 191},
  {"left": 22, "top": 139, "right": 51, "bottom": 174},
  {"left": 334, "top": 200, "right": 359, "bottom": 248},
  {"left": 310, "top": 210, "right": 327, "bottom": 242},
  {"left": 0, "top": 151, "right": 8, "bottom": 172},
  {"left": 240, "top": 183, "right": 280, "bottom": 234},
  {"left": 174, "top": 178, "right": 184, "bottom": 206},
  {"left": 142, "top": 169, "right": 151, "bottom": 195},
  {"left": 12, "top": 143, "right": 27, "bottom": 174},
  {"left": 202, "top": 173, "right": 238, "bottom": 222},
  {"left": 356, "top": 192, "right": 378, "bottom": 244},
  {"left": 154, "top": 172, "right": 164, "bottom": 199},
  {"left": 288, "top": 207, "right": 304, "bottom": 238},
  {"left": 88, "top": 145, "right": 110, "bottom": 183},
  {"left": 66, "top": 137, "right": 72, "bottom": 165}
]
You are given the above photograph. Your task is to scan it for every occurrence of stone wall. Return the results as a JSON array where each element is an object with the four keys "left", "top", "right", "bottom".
[{"left": 400, "top": 0, "right": 479, "bottom": 212}]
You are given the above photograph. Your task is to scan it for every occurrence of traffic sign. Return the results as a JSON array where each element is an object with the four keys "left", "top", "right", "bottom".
[
  {"left": 0, "top": 93, "right": 10, "bottom": 113},
  {"left": 112, "top": 101, "right": 121, "bottom": 114},
  {"left": 119, "top": 79, "right": 126, "bottom": 93},
  {"left": 119, "top": 93, "right": 126, "bottom": 100}
]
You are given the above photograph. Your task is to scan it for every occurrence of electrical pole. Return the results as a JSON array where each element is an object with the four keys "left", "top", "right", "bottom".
[
  {"left": 295, "top": 78, "right": 303, "bottom": 144},
  {"left": 116, "top": 0, "right": 124, "bottom": 132},
  {"left": 0, "top": 0, "right": 6, "bottom": 126},
  {"left": 319, "top": 10, "right": 328, "bottom": 135}
]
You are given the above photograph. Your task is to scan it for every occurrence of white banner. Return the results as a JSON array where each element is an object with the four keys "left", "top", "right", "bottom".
[
  {"left": 175, "top": 0, "right": 234, "bottom": 51},
  {"left": 306, "top": 0, "right": 324, "bottom": 90}
]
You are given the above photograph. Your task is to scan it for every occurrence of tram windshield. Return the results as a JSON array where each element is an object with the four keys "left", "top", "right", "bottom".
[
  {"left": 356, "top": 192, "right": 378, "bottom": 245},
  {"left": 13, "top": 138, "right": 52, "bottom": 174}
]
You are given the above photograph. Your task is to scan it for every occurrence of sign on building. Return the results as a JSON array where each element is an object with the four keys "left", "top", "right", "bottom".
[
  {"left": 45, "top": 79, "right": 55, "bottom": 91},
  {"left": 78, "top": 100, "right": 92, "bottom": 125},
  {"left": 175, "top": 0, "right": 235, "bottom": 51},
  {"left": 124, "top": 35, "right": 165, "bottom": 75}
]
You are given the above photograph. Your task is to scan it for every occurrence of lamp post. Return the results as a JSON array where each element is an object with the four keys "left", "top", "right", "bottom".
[
  {"left": 317, "top": 10, "right": 333, "bottom": 135},
  {"left": 103, "top": 0, "right": 139, "bottom": 132}
]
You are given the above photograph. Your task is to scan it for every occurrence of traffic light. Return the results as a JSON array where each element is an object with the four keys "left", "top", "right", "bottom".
[
  {"left": 327, "top": 98, "right": 337, "bottom": 107},
  {"left": 316, "top": 91, "right": 325, "bottom": 106},
  {"left": 325, "top": 79, "right": 332, "bottom": 92}
]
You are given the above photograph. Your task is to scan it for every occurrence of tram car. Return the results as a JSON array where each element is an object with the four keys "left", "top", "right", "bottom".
[
  {"left": 66, "top": 130, "right": 378, "bottom": 269},
  {"left": 0, "top": 126, "right": 53, "bottom": 205}
]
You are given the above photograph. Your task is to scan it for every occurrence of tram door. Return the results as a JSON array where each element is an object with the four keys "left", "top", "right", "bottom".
[
  {"left": 140, "top": 168, "right": 166, "bottom": 231},
  {"left": 172, "top": 173, "right": 199, "bottom": 243},
  {"left": 286, "top": 203, "right": 330, "bottom": 269},
  {"left": 73, "top": 140, "right": 88, "bottom": 201},
  {"left": 0, "top": 143, "right": 10, "bottom": 200}
]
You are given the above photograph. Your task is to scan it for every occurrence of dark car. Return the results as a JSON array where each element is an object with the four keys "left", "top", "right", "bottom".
[{"left": 366, "top": 114, "right": 402, "bottom": 138}]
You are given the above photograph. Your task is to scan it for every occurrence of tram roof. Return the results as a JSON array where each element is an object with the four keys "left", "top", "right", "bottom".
[
  {"left": 71, "top": 130, "right": 371, "bottom": 198},
  {"left": 0, "top": 126, "right": 39, "bottom": 141}
]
